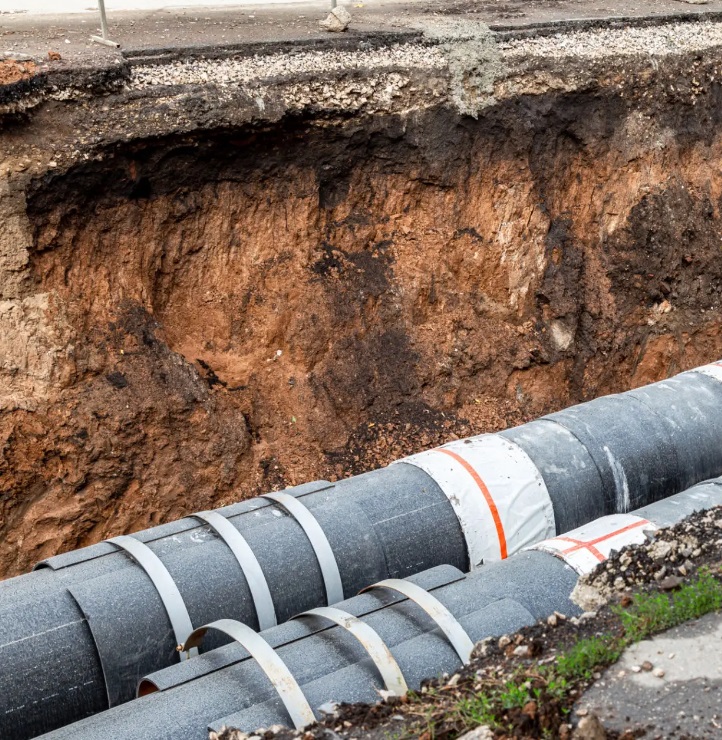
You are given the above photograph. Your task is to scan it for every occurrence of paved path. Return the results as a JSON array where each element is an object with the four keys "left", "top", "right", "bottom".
[
  {"left": 5, "top": 0, "right": 722, "bottom": 66},
  {"left": 578, "top": 611, "right": 722, "bottom": 738}
]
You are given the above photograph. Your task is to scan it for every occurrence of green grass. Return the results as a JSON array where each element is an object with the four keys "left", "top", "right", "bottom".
[
  {"left": 554, "top": 635, "right": 622, "bottom": 680},
  {"left": 440, "top": 570, "right": 722, "bottom": 738},
  {"left": 616, "top": 570, "right": 722, "bottom": 641}
]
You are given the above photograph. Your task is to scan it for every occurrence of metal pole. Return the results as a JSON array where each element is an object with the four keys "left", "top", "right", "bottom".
[{"left": 91, "top": 0, "right": 120, "bottom": 47}]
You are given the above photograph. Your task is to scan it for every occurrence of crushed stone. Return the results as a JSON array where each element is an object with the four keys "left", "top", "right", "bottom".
[
  {"left": 574, "top": 504, "right": 722, "bottom": 610},
  {"left": 499, "top": 19, "right": 722, "bottom": 60},
  {"left": 129, "top": 43, "right": 447, "bottom": 90}
]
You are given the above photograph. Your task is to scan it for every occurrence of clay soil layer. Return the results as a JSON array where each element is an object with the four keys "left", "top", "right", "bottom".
[{"left": 2, "top": 41, "right": 722, "bottom": 577}]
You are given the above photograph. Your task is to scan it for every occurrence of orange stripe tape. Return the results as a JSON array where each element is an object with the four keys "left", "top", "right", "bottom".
[
  {"left": 554, "top": 536, "right": 605, "bottom": 562},
  {"left": 552, "top": 519, "right": 649, "bottom": 563},
  {"left": 561, "top": 519, "right": 648, "bottom": 554},
  {"left": 436, "top": 448, "right": 508, "bottom": 559}
]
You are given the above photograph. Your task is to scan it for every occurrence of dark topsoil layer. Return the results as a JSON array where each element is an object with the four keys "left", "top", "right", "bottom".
[{"left": 214, "top": 506, "right": 722, "bottom": 740}]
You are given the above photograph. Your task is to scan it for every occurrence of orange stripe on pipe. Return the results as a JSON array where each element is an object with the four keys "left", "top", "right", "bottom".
[
  {"left": 554, "top": 519, "right": 649, "bottom": 562},
  {"left": 554, "top": 536, "right": 605, "bottom": 562},
  {"left": 436, "top": 448, "right": 508, "bottom": 560}
]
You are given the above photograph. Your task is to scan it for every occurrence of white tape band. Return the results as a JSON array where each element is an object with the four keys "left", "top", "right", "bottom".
[
  {"left": 687, "top": 360, "right": 722, "bottom": 384},
  {"left": 397, "top": 434, "right": 555, "bottom": 569},
  {"left": 529, "top": 514, "right": 656, "bottom": 575}
]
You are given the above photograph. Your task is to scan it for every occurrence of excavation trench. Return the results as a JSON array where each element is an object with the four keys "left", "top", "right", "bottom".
[{"left": 2, "top": 34, "right": 722, "bottom": 578}]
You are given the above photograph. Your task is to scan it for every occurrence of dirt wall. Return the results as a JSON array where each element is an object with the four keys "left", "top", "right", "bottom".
[{"left": 1, "top": 41, "right": 722, "bottom": 577}]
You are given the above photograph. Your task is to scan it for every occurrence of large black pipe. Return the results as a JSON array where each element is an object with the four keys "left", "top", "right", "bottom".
[
  {"left": 2, "top": 361, "right": 722, "bottom": 738},
  {"left": 39, "top": 480, "right": 722, "bottom": 740}
]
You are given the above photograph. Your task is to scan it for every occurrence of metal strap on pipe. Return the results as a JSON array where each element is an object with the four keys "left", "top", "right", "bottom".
[
  {"left": 193, "top": 511, "right": 277, "bottom": 630},
  {"left": 262, "top": 491, "right": 344, "bottom": 605},
  {"left": 181, "top": 619, "right": 315, "bottom": 729},
  {"left": 108, "top": 535, "right": 198, "bottom": 657},
  {"left": 362, "top": 579, "right": 474, "bottom": 663},
  {"left": 295, "top": 606, "right": 408, "bottom": 696}
]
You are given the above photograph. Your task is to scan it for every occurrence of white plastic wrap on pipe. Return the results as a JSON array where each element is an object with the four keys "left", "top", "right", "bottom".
[
  {"left": 399, "top": 434, "right": 555, "bottom": 567},
  {"left": 689, "top": 360, "right": 722, "bottom": 384},
  {"left": 529, "top": 514, "right": 655, "bottom": 575}
]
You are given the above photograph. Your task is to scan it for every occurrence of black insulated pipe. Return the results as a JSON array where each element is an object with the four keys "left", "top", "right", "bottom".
[
  {"left": 2, "top": 361, "right": 722, "bottom": 739},
  {"left": 39, "top": 481, "right": 722, "bottom": 740}
]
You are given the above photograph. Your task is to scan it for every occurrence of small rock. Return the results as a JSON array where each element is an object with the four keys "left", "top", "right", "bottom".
[
  {"left": 513, "top": 645, "right": 530, "bottom": 658},
  {"left": 649, "top": 540, "right": 674, "bottom": 561},
  {"left": 654, "top": 668, "right": 666, "bottom": 678},
  {"left": 498, "top": 635, "right": 511, "bottom": 649},
  {"left": 318, "top": 701, "right": 339, "bottom": 717},
  {"left": 458, "top": 726, "right": 494, "bottom": 740},
  {"left": 573, "top": 713, "right": 606, "bottom": 740},
  {"left": 641, "top": 661, "right": 654, "bottom": 672},
  {"left": 319, "top": 6, "right": 351, "bottom": 32},
  {"left": 631, "top": 665, "right": 642, "bottom": 673},
  {"left": 660, "top": 575, "right": 684, "bottom": 591}
]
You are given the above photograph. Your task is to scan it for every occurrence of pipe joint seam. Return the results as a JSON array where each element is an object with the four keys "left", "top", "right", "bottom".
[
  {"left": 397, "top": 434, "right": 555, "bottom": 567},
  {"left": 528, "top": 514, "right": 656, "bottom": 575}
]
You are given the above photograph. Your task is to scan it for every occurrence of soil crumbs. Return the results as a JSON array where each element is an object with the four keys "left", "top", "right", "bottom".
[
  {"left": 214, "top": 506, "right": 722, "bottom": 740},
  {"left": 0, "top": 59, "right": 36, "bottom": 85}
]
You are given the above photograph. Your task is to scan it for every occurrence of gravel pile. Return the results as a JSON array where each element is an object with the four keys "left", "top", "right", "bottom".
[
  {"left": 130, "top": 43, "right": 447, "bottom": 89},
  {"left": 574, "top": 505, "right": 722, "bottom": 609},
  {"left": 499, "top": 20, "right": 722, "bottom": 60}
]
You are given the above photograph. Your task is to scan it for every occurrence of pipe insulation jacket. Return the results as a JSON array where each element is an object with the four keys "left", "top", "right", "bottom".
[
  {"left": 2, "top": 361, "right": 722, "bottom": 739},
  {"left": 39, "top": 480, "right": 722, "bottom": 740}
]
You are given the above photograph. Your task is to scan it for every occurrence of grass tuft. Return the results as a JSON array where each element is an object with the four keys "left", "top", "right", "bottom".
[
  {"left": 615, "top": 570, "right": 722, "bottom": 641},
  {"left": 440, "top": 570, "right": 722, "bottom": 737}
]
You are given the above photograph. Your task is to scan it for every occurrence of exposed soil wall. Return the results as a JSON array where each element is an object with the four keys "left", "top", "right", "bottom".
[{"left": 2, "top": 38, "right": 722, "bottom": 577}]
